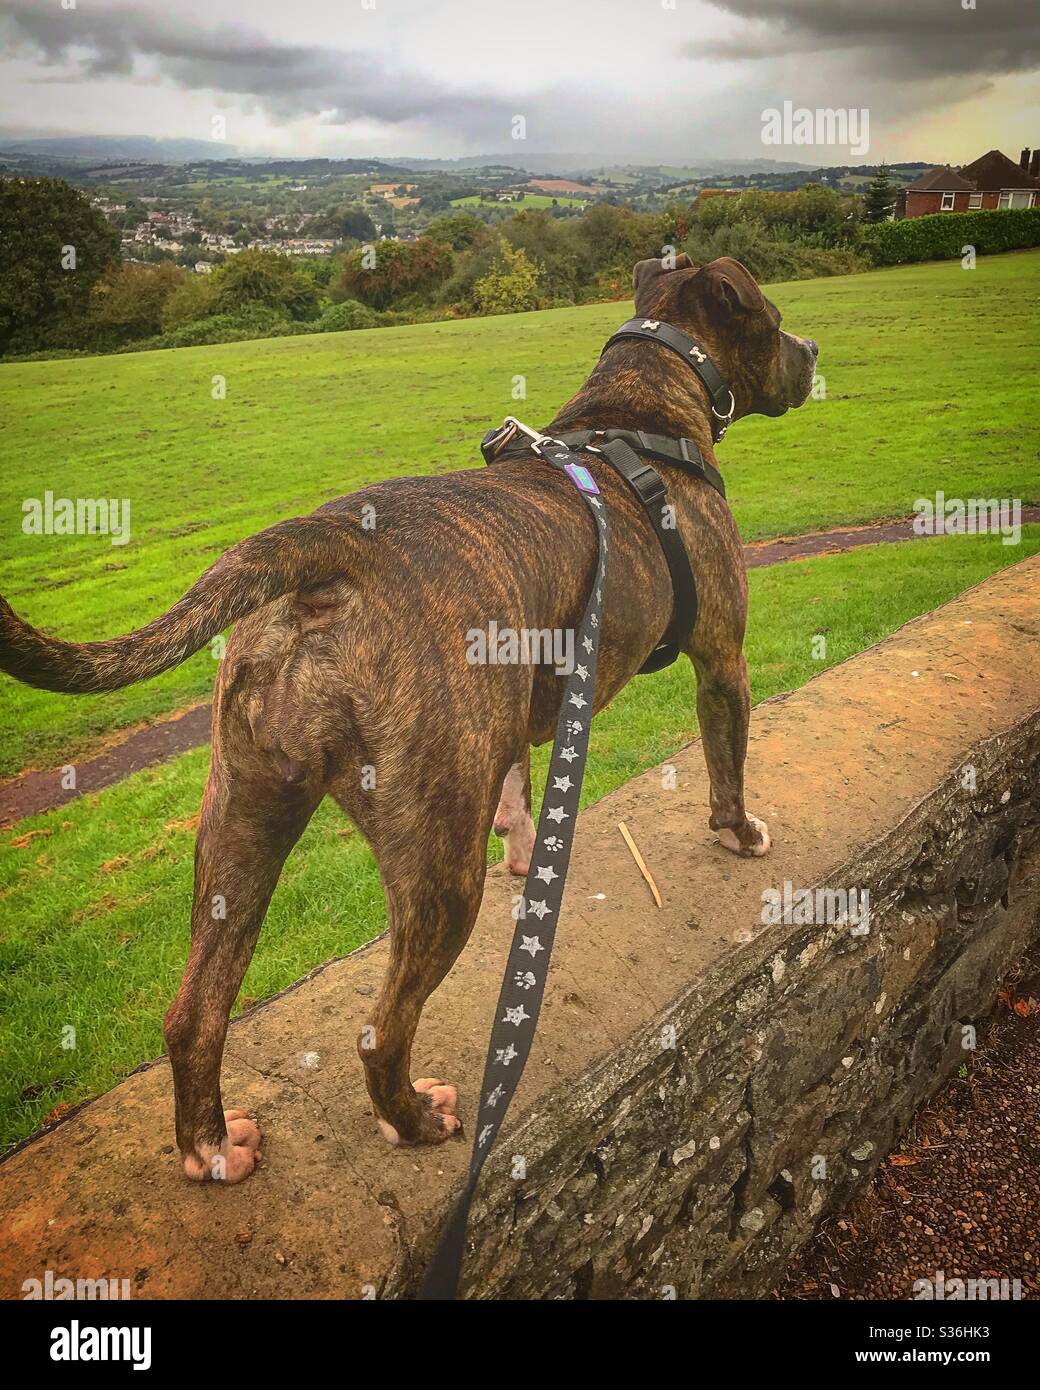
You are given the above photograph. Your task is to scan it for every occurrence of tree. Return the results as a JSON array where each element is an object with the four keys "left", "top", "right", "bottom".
[
  {"left": 89, "top": 261, "right": 186, "bottom": 343},
  {"left": 473, "top": 241, "right": 542, "bottom": 315},
  {"left": 0, "top": 177, "right": 120, "bottom": 353},
  {"left": 863, "top": 165, "right": 895, "bottom": 224},
  {"left": 311, "top": 204, "right": 377, "bottom": 242},
  {"left": 211, "top": 249, "right": 320, "bottom": 320},
  {"left": 336, "top": 236, "right": 452, "bottom": 309},
  {"left": 162, "top": 272, "right": 220, "bottom": 329},
  {"left": 425, "top": 212, "right": 485, "bottom": 251}
]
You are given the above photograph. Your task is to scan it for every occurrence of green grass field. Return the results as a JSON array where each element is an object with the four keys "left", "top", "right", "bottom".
[
  {"left": 1, "top": 249, "right": 1037, "bottom": 779},
  {"left": 450, "top": 193, "right": 588, "bottom": 209},
  {"left": 1, "top": 249, "right": 1038, "bottom": 1147}
]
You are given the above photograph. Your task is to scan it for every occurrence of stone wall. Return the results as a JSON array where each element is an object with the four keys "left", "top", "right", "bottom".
[
  {"left": 437, "top": 723, "right": 1040, "bottom": 1299},
  {"left": 1, "top": 557, "right": 1038, "bottom": 1301}
]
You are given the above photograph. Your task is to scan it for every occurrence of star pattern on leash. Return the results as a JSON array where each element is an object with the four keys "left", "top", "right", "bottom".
[{"left": 462, "top": 439, "right": 611, "bottom": 1264}]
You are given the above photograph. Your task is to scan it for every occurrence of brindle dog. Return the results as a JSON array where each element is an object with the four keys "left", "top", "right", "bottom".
[{"left": 0, "top": 255, "right": 817, "bottom": 1179}]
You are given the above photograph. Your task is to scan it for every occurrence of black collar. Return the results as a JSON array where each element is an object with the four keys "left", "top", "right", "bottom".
[{"left": 601, "top": 318, "right": 736, "bottom": 444}]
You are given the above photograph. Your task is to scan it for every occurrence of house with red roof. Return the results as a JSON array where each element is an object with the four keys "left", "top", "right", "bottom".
[{"left": 898, "top": 148, "right": 1040, "bottom": 218}]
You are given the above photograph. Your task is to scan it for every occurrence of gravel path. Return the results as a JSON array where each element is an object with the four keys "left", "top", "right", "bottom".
[{"left": 776, "top": 942, "right": 1040, "bottom": 1301}]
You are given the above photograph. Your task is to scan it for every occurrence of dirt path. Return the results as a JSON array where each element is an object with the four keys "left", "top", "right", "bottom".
[
  {"left": 0, "top": 705, "right": 212, "bottom": 828},
  {"left": 775, "top": 942, "right": 1040, "bottom": 1301},
  {"left": 3, "top": 510, "right": 1038, "bottom": 829}
]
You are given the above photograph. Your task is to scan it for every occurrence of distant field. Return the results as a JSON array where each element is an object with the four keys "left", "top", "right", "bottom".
[
  {"left": 0, "top": 249, "right": 1037, "bottom": 776},
  {"left": 450, "top": 192, "right": 588, "bottom": 209}
]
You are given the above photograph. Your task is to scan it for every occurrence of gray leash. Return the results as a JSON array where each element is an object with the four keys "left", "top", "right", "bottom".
[{"left": 418, "top": 428, "right": 608, "bottom": 1299}]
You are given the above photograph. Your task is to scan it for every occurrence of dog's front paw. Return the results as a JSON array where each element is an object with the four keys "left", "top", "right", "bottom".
[
  {"left": 716, "top": 814, "right": 771, "bottom": 858},
  {"left": 182, "top": 1109, "right": 262, "bottom": 1183}
]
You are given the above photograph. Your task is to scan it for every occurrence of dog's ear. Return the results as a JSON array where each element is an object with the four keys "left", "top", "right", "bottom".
[
  {"left": 633, "top": 252, "right": 695, "bottom": 309},
  {"left": 693, "top": 257, "right": 765, "bottom": 317}
]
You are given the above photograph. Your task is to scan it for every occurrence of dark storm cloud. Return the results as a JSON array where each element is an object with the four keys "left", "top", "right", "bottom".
[
  {"left": 687, "top": 0, "right": 1040, "bottom": 78},
  {"left": 0, "top": 0, "right": 509, "bottom": 129}
]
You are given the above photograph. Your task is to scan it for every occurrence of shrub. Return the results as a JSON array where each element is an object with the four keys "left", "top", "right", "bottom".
[
  {"left": 337, "top": 236, "right": 452, "bottom": 309},
  {"left": 861, "top": 208, "right": 1040, "bottom": 266},
  {"left": 210, "top": 249, "right": 321, "bottom": 320},
  {"left": 315, "top": 300, "right": 380, "bottom": 332},
  {"left": 474, "top": 241, "right": 543, "bottom": 314},
  {"left": 88, "top": 261, "right": 186, "bottom": 345},
  {"left": 127, "top": 304, "right": 297, "bottom": 351}
]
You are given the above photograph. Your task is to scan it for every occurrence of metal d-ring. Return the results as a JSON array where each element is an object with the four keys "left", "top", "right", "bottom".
[{"left": 712, "top": 390, "right": 736, "bottom": 428}]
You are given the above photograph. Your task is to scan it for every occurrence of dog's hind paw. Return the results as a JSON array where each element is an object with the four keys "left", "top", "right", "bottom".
[
  {"left": 376, "top": 1078, "right": 462, "bottom": 1146},
  {"left": 716, "top": 814, "right": 771, "bottom": 858}
]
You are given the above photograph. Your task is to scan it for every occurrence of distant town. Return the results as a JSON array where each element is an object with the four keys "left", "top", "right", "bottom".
[{"left": 0, "top": 151, "right": 940, "bottom": 272}]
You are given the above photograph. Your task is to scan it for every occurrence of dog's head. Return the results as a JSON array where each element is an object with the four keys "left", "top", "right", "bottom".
[{"left": 631, "top": 253, "right": 817, "bottom": 421}]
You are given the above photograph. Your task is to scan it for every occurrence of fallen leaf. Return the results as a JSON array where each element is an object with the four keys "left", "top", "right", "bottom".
[
  {"left": 9, "top": 828, "right": 52, "bottom": 849},
  {"left": 889, "top": 1154, "right": 919, "bottom": 1166}
]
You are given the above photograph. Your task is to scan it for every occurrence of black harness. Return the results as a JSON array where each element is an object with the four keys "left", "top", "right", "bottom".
[
  {"left": 419, "top": 321, "right": 736, "bottom": 1301},
  {"left": 480, "top": 318, "right": 732, "bottom": 674}
]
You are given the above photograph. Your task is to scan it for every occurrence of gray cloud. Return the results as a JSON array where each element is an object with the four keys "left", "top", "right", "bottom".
[
  {"left": 0, "top": 0, "right": 510, "bottom": 131},
  {"left": 689, "top": 0, "right": 1040, "bottom": 79}
]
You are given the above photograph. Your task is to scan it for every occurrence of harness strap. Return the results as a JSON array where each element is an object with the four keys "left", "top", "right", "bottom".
[
  {"left": 592, "top": 438, "right": 697, "bottom": 674},
  {"left": 554, "top": 428, "right": 726, "bottom": 500},
  {"left": 418, "top": 437, "right": 609, "bottom": 1301},
  {"left": 482, "top": 420, "right": 717, "bottom": 675}
]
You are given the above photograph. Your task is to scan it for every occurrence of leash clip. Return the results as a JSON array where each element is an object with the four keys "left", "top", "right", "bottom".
[{"left": 500, "top": 415, "right": 556, "bottom": 455}]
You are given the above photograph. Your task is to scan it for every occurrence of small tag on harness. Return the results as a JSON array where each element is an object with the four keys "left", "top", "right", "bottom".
[{"left": 563, "top": 461, "right": 600, "bottom": 494}]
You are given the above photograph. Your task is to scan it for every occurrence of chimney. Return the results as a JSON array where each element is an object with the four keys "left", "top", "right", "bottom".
[
  {"left": 1031, "top": 150, "right": 1040, "bottom": 181},
  {"left": 1021, "top": 147, "right": 1031, "bottom": 171}
]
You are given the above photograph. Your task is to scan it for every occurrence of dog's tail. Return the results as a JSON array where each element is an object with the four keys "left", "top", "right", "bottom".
[{"left": 0, "top": 514, "right": 360, "bottom": 695}]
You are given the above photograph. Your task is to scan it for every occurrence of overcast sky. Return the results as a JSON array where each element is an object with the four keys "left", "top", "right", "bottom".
[{"left": 1, "top": 0, "right": 1037, "bottom": 163}]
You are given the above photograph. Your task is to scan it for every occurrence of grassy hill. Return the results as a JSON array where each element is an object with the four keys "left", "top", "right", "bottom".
[{"left": 1, "top": 249, "right": 1038, "bottom": 777}]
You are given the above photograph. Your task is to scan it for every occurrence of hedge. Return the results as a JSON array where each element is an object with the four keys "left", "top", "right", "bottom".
[{"left": 861, "top": 207, "right": 1040, "bottom": 266}]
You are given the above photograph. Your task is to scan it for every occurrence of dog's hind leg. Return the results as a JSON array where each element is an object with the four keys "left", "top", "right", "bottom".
[
  {"left": 164, "top": 758, "right": 321, "bottom": 1182},
  {"left": 362, "top": 842, "right": 490, "bottom": 1146},
  {"left": 493, "top": 750, "right": 535, "bottom": 875},
  {"left": 333, "top": 767, "right": 497, "bottom": 1146}
]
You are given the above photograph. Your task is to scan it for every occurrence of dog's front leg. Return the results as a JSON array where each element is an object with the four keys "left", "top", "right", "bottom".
[
  {"left": 689, "top": 648, "right": 771, "bottom": 858},
  {"left": 493, "top": 751, "right": 535, "bottom": 875}
]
